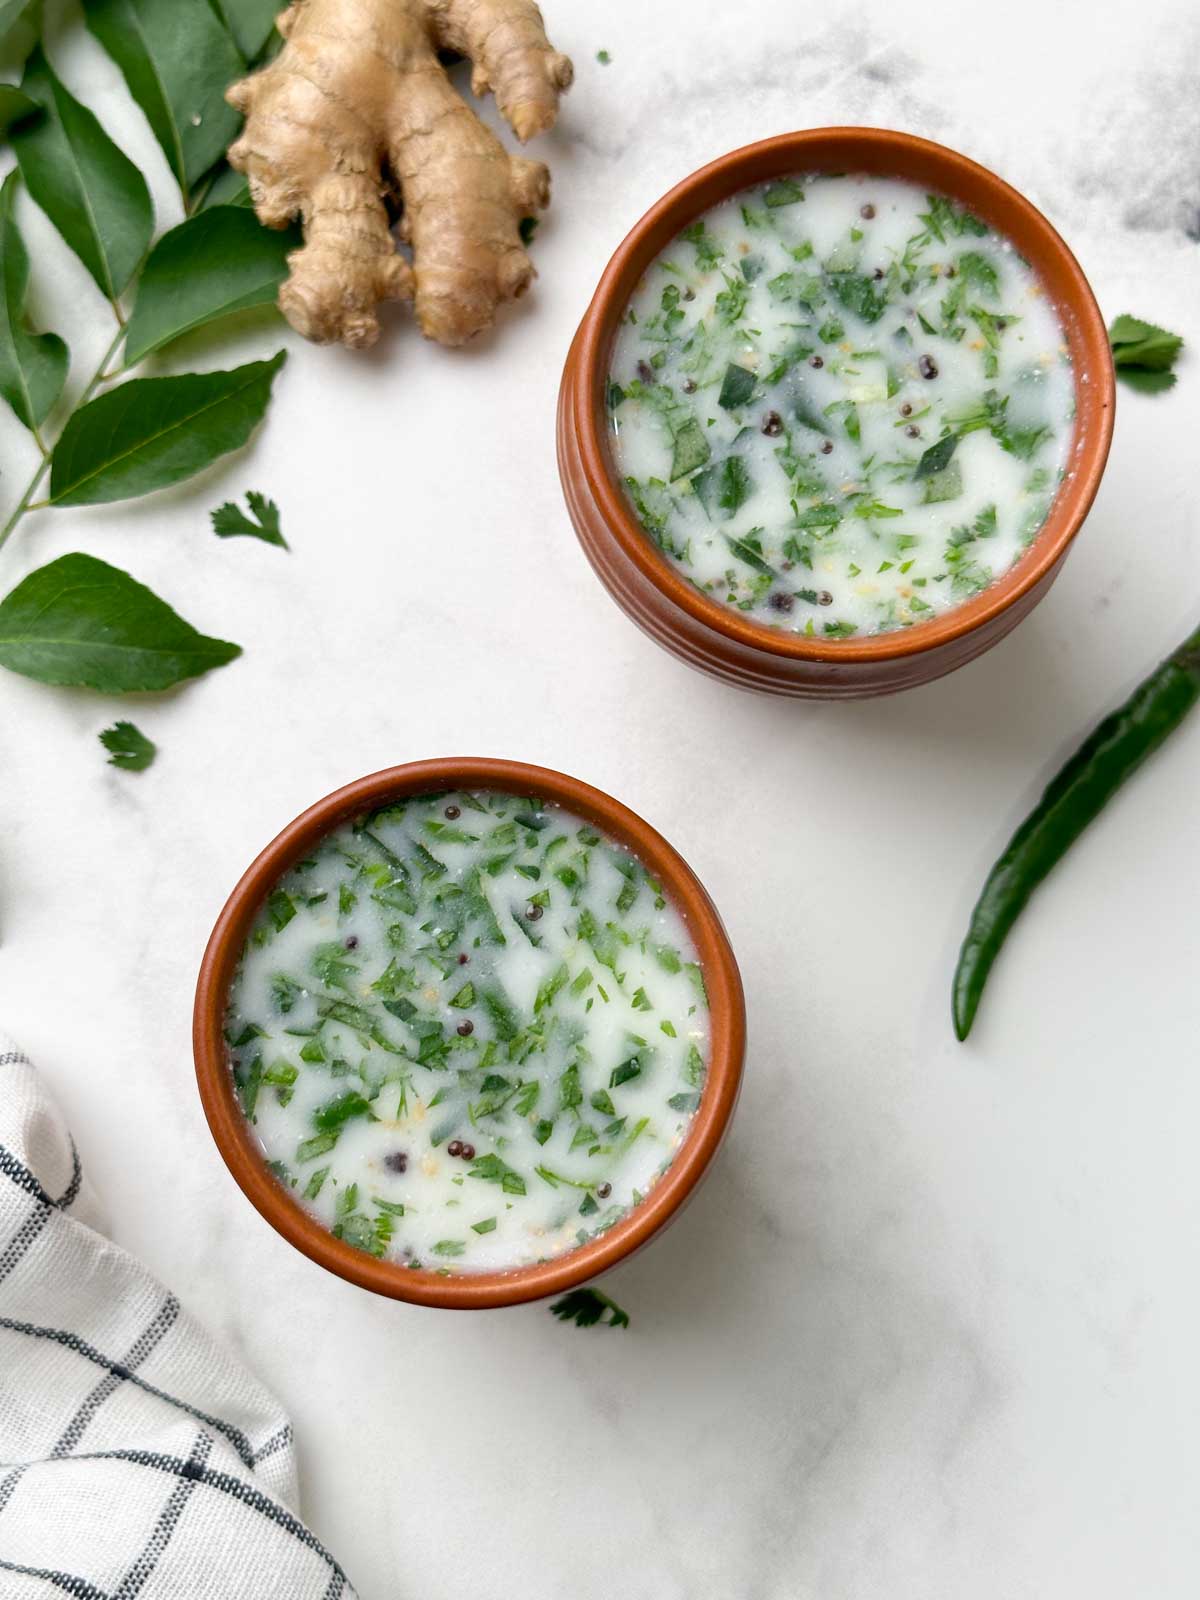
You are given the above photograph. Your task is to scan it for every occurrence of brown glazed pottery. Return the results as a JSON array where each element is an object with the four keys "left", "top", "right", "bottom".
[
  {"left": 194, "top": 758, "right": 745, "bottom": 1310},
  {"left": 557, "top": 127, "right": 1116, "bottom": 699}
]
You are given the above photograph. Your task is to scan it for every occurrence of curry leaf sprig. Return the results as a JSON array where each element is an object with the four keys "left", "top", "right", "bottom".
[
  {"left": 549, "top": 1286, "right": 631, "bottom": 1330},
  {"left": 0, "top": 0, "right": 294, "bottom": 699}
]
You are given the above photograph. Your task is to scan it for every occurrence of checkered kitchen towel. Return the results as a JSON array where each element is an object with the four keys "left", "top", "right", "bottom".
[{"left": 0, "top": 1036, "right": 356, "bottom": 1598}]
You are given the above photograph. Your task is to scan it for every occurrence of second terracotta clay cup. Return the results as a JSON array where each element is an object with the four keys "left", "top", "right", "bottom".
[
  {"left": 194, "top": 758, "right": 745, "bottom": 1310},
  {"left": 558, "top": 127, "right": 1115, "bottom": 699}
]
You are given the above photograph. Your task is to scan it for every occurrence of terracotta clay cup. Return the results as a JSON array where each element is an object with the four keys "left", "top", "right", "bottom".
[
  {"left": 194, "top": 758, "right": 745, "bottom": 1310},
  {"left": 558, "top": 127, "right": 1115, "bottom": 699}
]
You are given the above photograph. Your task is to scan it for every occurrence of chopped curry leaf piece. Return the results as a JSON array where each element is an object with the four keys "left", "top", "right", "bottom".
[
  {"left": 694, "top": 456, "right": 753, "bottom": 515},
  {"left": 670, "top": 416, "right": 711, "bottom": 479},
  {"left": 913, "top": 432, "right": 959, "bottom": 479},
  {"left": 717, "top": 362, "right": 756, "bottom": 409},
  {"left": 920, "top": 459, "right": 963, "bottom": 503}
]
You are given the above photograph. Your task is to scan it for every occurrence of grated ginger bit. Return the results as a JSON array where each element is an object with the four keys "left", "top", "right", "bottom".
[
  {"left": 422, "top": 985, "right": 439, "bottom": 1002},
  {"left": 421, "top": 1154, "right": 438, "bottom": 1177}
]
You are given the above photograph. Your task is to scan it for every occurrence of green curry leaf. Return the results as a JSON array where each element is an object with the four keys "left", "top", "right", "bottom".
[
  {"left": 49, "top": 352, "right": 286, "bottom": 506},
  {"left": 0, "top": 553, "right": 241, "bottom": 691},
  {"left": 11, "top": 46, "right": 153, "bottom": 298},
  {"left": 124, "top": 206, "right": 297, "bottom": 364},
  {"left": 206, "top": 0, "right": 279, "bottom": 61},
  {"left": 0, "top": 170, "right": 68, "bottom": 431},
  {"left": 0, "top": 84, "right": 38, "bottom": 137},
  {"left": 81, "top": 0, "right": 245, "bottom": 192}
]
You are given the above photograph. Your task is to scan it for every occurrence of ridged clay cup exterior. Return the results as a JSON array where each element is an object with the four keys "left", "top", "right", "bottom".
[
  {"left": 195, "top": 759, "right": 746, "bottom": 1309},
  {"left": 558, "top": 129, "right": 1115, "bottom": 699}
]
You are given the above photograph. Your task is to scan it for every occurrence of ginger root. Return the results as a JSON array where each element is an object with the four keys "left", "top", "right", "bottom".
[{"left": 226, "top": 0, "right": 572, "bottom": 350}]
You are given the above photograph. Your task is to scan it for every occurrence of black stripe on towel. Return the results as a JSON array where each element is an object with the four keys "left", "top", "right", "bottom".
[
  {"left": 251, "top": 1424, "right": 292, "bottom": 1465},
  {"left": 52, "top": 1296, "right": 181, "bottom": 1459},
  {"left": 0, "top": 1317, "right": 255, "bottom": 1470},
  {"left": 0, "top": 1144, "right": 54, "bottom": 1206},
  {"left": 0, "top": 1198, "right": 51, "bottom": 1285},
  {"left": 0, "top": 1140, "right": 85, "bottom": 1213},
  {"left": 0, "top": 1463, "right": 27, "bottom": 1517},
  {"left": 0, "top": 1557, "right": 110, "bottom": 1598},
  {"left": 17, "top": 1448, "right": 351, "bottom": 1588},
  {"left": 57, "top": 1142, "right": 83, "bottom": 1209},
  {"left": 112, "top": 1431, "right": 212, "bottom": 1600}
]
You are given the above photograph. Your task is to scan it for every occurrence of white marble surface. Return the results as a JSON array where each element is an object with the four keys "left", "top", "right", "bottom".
[{"left": 3, "top": 1, "right": 1200, "bottom": 1594}]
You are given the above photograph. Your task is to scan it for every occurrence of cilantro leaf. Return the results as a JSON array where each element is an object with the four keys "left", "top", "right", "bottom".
[
  {"left": 828, "top": 271, "right": 888, "bottom": 324},
  {"left": 1115, "top": 367, "right": 1178, "bottom": 396},
  {"left": 956, "top": 251, "right": 999, "bottom": 298},
  {"left": 99, "top": 719, "right": 156, "bottom": 772},
  {"left": 467, "top": 1151, "right": 527, "bottom": 1196},
  {"left": 763, "top": 178, "right": 805, "bottom": 208},
  {"left": 211, "top": 490, "right": 287, "bottom": 547},
  {"left": 1108, "top": 314, "right": 1184, "bottom": 394},
  {"left": 549, "top": 1286, "right": 630, "bottom": 1330},
  {"left": 312, "top": 1090, "right": 374, "bottom": 1132}
]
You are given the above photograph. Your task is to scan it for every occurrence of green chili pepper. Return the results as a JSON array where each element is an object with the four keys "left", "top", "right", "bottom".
[{"left": 953, "top": 622, "right": 1200, "bottom": 1040}]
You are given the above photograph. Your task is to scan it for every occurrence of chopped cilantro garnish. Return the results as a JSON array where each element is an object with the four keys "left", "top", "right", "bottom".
[{"left": 549, "top": 1287, "right": 630, "bottom": 1330}]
